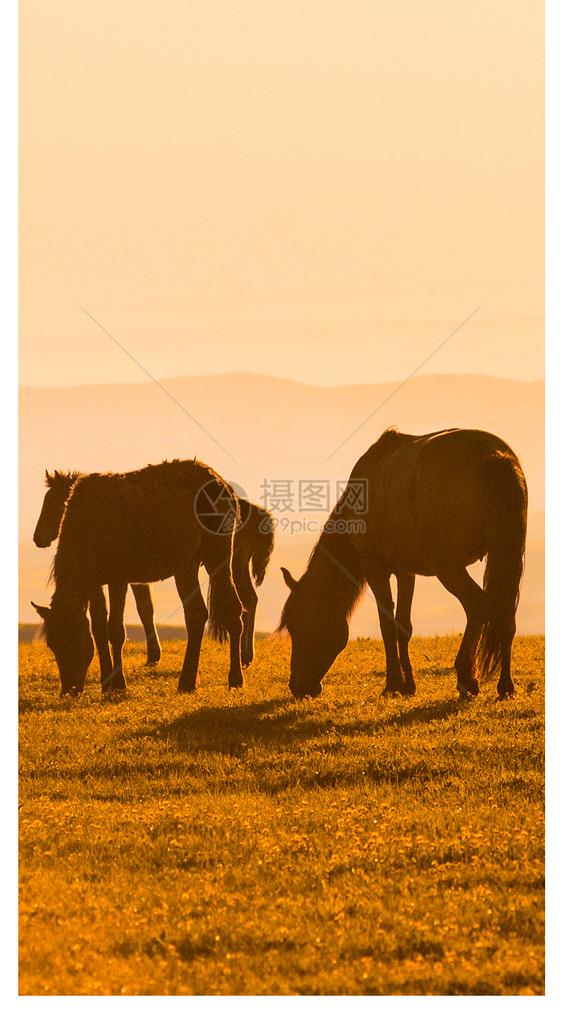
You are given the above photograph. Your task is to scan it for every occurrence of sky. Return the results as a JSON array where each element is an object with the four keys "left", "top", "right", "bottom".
[{"left": 19, "top": 0, "right": 544, "bottom": 388}]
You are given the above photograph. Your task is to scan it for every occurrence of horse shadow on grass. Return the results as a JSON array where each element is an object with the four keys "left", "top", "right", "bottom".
[
  {"left": 126, "top": 682, "right": 471, "bottom": 758},
  {"left": 114, "top": 689, "right": 474, "bottom": 795},
  {"left": 33, "top": 676, "right": 478, "bottom": 794}
]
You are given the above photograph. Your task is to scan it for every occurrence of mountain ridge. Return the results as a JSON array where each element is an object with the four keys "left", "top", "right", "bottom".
[
  {"left": 20, "top": 372, "right": 544, "bottom": 632},
  {"left": 20, "top": 370, "right": 545, "bottom": 394}
]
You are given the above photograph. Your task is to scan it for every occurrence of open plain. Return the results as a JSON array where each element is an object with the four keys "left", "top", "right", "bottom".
[{"left": 19, "top": 635, "right": 544, "bottom": 996}]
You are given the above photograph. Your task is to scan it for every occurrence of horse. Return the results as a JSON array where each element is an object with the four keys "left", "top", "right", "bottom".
[
  {"left": 32, "top": 459, "right": 247, "bottom": 696},
  {"left": 34, "top": 470, "right": 162, "bottom": 665},
  {"left": 279, "top": 428, "right": 527, "bottom": 701},
  {"left": 33, "top": 470, "right": 274, "bottom": 673}
]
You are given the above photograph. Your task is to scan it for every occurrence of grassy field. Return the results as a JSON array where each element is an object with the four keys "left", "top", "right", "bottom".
[{"left": 19, "top": 634, "right": 545, "bottom": 996}]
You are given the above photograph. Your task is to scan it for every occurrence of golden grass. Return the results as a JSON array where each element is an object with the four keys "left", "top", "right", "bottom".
[{"left": 19, "top": 635, "right": 544, "bottom": 995}]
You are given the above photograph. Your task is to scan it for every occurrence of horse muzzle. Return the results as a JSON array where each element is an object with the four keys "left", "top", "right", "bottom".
[
  {"left": 59, "top": 672, "right": 86, "bottom": 697},
  {"left": 33, "top": 535, "right": 53, "bottom": 548}
]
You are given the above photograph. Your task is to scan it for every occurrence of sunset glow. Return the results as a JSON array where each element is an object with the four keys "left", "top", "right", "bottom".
[{"left": 20, "top": 0, "right": 543, "bottom": 388}]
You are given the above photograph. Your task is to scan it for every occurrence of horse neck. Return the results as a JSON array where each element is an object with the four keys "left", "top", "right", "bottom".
[
  {"left": 50, "top": 582, "right": 89, "bottom": 617},
  {"left": 39, "top": 476, "right": 76, "bottom": 537},
  {"left": 51, "top": 532, "right": 89, "bottom": 609},
  {"left": 52, "top": 475, "right": 76, "bottom": 514},
  {"left": 303, "top": 529, "right": 365, "bottom": 618},
  {"left": 42, "top": 490, "right": 67, "bottom": 534}
]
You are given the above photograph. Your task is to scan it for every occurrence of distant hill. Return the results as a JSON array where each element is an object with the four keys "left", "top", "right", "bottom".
[{"left": 20, "top": 372, "right": 544, "bottom": 634}]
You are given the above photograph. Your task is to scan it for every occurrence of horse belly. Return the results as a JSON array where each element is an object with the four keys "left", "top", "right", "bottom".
[
  {"left": 413, "top": 469, "right": 490, "bottom": 571},
  {"left": 92, "top": 509, "right": 201, "bottom": 586},
  {"left": 364, "top": 466, "right": 484, "bottom": 576},
  {"left": 350, "top": 492, "right": 427, "bottom": 576},
  {"left": 380, "top": 530, "right": 436, "bottom": 576}
]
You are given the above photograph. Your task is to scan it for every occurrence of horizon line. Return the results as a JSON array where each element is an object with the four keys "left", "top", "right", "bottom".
[{"left": 19, "top": 369, "right": 546, "bottom": 393}]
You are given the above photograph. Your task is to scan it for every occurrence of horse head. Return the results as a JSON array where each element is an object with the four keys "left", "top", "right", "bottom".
[
  {"left": 33, "top": 470, "right": 78, "bottom": 547},
  {"left": 32, "top": 599, "right": 94, "bottom": 695},
  {"left": 279, "top": 567, "right": 349, "bottom": 699}
]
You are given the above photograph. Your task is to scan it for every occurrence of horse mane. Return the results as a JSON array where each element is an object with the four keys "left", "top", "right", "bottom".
[
  {"left": 307, "top": 528, "right": 366, "bottom": 617},
  {"left": 278, "top": 526, "right": 365, "bottom": 633},
  {"left": 45, "top": 469, "right": 81, "bottom": 489}
]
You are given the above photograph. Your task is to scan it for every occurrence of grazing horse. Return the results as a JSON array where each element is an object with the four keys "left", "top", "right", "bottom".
[
  {"left": 33, "top": 470, "right": 274, "bottom": 670},
  {"left": 34, "top": 470, "right": 162, "bottom": 665},
  {"left": 32, "top": 459, "right": 245, "bottom": 696},
  {"left": 279, "top": 428, "right": 527, "bottom": 701}
]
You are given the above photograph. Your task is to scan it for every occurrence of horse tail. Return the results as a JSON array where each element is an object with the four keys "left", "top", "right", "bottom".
[
  {"left": 207, "top": 566, "right": 232, "bottom": 643},
  {"left": 476, "top": 450, "right": 528, "bottom": 681},
  {"left": 250, "top": 507, "right": 275, "bottom": 586}
]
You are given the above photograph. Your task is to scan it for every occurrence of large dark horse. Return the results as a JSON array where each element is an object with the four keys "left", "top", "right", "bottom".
[
  {"left": 33, "top": 469, "right": 274, "bottom": 672},
  {"left": 279, "top": 428, "right": 527, "bottom": 701},
  {"left": 32, "top": 460, "right": 246, "bottom": 696}
]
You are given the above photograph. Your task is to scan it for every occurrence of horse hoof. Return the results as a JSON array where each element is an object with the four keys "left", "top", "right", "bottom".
[
  {"left": 103, "top": 687, "right": 127, "bottom": 700},
  {"left": 228, "top": 679, "right": 244, "bottom": 690},
  {"left": 457, "top": 686, "right": 476, "bottom": 700},
  {"left": 457, "top": 678, "right": 479, "bottom": 699}
]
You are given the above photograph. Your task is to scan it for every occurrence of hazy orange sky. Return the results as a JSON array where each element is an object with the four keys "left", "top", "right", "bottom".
[{"left": 19, "top": 0, "right": 544, "bottom": 388}]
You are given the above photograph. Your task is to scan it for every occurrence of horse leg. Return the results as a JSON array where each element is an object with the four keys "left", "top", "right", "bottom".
[
  {"left": 396, "top": 573, "right": 416, "bottom": 695},
  {"left": 233, "top": 557, "right": 258, "bottom": 667},
  {"left": 175, "top": 566, "right": 209, "bottom": 693},
  {"left": 363, "top": 565, "right": 405, "bottom": 695},
  {"left": 216, "top": 568, "right": 244, "bottom": 689},
  {"left": 201, "top": 547, "right": 243, "bottom": 689},
  {"left": 131, "top": 583, "right": 161, "bottom": 666},
  {"left": 497, "top": 617, "right": 517, "bottom": 700},
  {"left": 435, "top": 567, "right": 484, "bottom": 698},
  {"left": 88, "top": 586, "right": 114, "bottom": 690},
  {"left": 106, "top": 582, "right": 128, "bottom": 692}
]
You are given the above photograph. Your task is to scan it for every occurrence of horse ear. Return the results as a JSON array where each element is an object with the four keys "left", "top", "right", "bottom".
[
  {"left": 31, "top": 601, "right": 50, "bottom": 621},
  {"left": 281, "top": 567, "right": 298, "bottom": 591}
]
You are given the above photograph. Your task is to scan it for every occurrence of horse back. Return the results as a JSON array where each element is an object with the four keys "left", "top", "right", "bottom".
[
  {"left": 346, "top": 428, "right": 526, "bottom": 575},
  {"left": 55, "top": 459, "right": 234, "bottom": 586}
]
